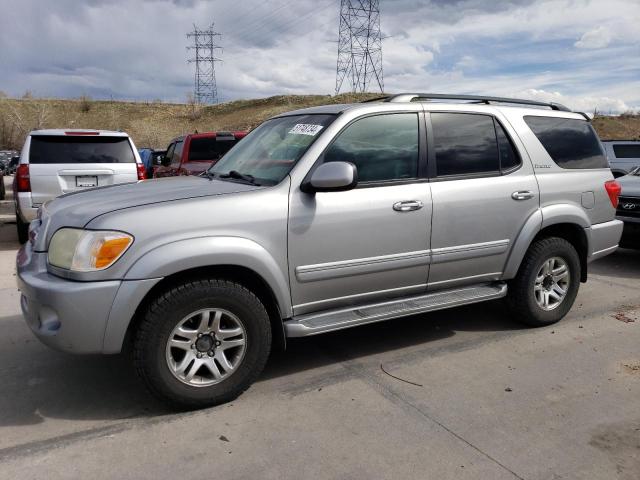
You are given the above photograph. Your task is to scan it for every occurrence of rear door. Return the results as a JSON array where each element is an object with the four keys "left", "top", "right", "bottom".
[
  {"left": 426, "top": 111, "right": 539, "bottom": 290},
  {"left": 28, "top": 134, "right": 138, "bottom": 206}
]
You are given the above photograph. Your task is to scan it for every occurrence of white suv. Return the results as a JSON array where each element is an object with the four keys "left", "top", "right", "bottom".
[{"left": 14, "top": 129, "right": 146, "bottom": 242}]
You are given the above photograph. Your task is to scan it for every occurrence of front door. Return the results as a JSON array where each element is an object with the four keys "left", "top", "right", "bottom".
[
  {"left": 288, "top": 112, "right": 432, "bottom": 315},
  {"left": 426, "top": 111, "right": 539, "bottom": 290}
]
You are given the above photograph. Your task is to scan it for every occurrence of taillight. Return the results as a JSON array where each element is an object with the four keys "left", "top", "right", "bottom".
[
  {"left": 16, "top": 164, "right": 31, "bottom": 192},
  {"left": 605, "top": 180, "right": 621, "bottom": 208},
  {"left": 136, "top": 163, "right": 146, "bottom": 181}
]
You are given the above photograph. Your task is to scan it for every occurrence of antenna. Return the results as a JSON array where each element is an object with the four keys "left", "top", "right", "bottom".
[
  {"left": 187, "top": 23, "right": 222, "bottom": 104},
  {"left": 335, "top": 0, "right": 384, "bottom": 94}
]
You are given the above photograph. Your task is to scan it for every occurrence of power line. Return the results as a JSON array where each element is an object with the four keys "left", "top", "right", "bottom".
[
  {"left": 187, "top": 23, "right": 222, "bottom": 104},
  {"left": 335, "top": 0, "right": 384, "bottom": 94}
]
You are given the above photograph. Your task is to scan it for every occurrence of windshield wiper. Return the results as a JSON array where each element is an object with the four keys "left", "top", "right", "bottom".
[{"left": 219, "top": 170, "right": 260, "bottom": 185}]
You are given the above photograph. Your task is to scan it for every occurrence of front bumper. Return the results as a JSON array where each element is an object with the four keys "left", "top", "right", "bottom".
[
  {"left": 17, "top": 243, "right": 122, "bottom": 354},
  {"left": 617, "top": 215, "right": 640, "bottom": 248}
]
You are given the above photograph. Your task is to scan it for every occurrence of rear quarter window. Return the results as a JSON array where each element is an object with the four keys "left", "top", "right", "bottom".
[
  {"left": 29, "top": 136, "right": 135, "bottom": 164},
  {"left": 524, "top": 116, "right": 607, "bottom": 169}
]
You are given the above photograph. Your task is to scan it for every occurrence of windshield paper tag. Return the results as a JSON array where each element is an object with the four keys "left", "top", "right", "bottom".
[{"left": 289, "top": 124, "right": 324, "bottom": 136}]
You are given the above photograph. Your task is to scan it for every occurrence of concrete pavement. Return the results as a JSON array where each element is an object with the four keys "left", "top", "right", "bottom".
[{"left": 0, "top": 175, "right": 638, "bottom": 479}]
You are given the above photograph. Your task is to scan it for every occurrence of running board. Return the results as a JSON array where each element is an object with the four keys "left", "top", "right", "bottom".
[{"left": 284, "top": 282, "right": 507, "bottom": 337}]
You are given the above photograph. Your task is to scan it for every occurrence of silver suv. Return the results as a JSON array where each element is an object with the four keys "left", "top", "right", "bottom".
[
  {"left": 602, "top": 140, "right": 640, "bottom": 178},
  {"left": 14, "top": 129, "right": 146, "bottom": 243},
  {"left": 17, "top": 94, "right": 623, "bottom": 409}
]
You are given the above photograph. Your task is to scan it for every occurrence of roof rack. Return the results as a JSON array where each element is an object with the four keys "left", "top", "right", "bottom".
[{"left": 374, "top": 93, "right": 571, "bottom": 112}]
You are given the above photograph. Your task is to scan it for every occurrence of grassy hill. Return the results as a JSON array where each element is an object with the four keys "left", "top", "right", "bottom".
[{"left": 1, "top": 94, "right": 638, "bottom": 150}]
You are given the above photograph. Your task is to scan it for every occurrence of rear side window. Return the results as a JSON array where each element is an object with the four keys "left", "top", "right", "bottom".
[
  {"left": 323, "top": 113, "right": 419, "bottom": 183},
  {"left": 188, "top": 137, "right": 236, "bottom": 161},
  {"left": 432, "top": 113, "right": 499, "bottom": 176},
  {"left": 613, "top": 144, "right": 640, "bottom": 158},
  {"left": 524, "top": 116, "right": 607, "bottom": 169},
  {"left": 29, "top": 136, "right": 135, "bottom": 164}
]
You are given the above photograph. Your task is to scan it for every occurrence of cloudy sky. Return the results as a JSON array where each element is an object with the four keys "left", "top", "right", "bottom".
[{"left": 0, "top": 0, "right": 638, "bottom": 112}]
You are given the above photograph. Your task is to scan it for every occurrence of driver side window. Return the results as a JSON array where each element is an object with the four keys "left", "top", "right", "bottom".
[{"left": 323, "top": 113, "right": 419, "bottom": 183}]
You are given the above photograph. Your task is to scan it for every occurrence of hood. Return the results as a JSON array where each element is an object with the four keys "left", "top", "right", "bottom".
[
  {"left": 34, "top": 176, "right": 262, "bottom": 251},
  {"left": 617, "top": 174, "right": 640, "bottom": 196}
]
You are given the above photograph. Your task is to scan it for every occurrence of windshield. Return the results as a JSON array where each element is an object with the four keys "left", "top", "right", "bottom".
[{"left": 209, "top": 114, "right": 336, "bottom": 185}]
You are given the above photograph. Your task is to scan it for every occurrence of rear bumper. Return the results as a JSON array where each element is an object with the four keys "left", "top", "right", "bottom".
[
  {"left": 15, "top": 192, "right": 37, "bottom": 222},
  {"left": 588, "top": 219, "right": 624, "bottom": 262}
]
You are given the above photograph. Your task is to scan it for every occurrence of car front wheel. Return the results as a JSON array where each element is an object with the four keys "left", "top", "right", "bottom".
[{"left": 133, "top": 278, "right": 272, "bottom": 410}]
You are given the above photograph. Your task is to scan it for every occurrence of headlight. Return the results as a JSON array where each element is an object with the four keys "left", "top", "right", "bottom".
[{"left": 48, "top": 228, "right": 133, "bottom": 272}]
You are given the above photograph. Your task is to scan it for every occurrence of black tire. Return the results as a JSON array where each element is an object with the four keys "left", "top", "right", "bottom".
[
  {"left": 506, "top": 237, "right": 580, "bottom": 327},
  {"left": 16, "top": 214, "right": 29, "bottom": 244},
  {"left": 0, "top": 180, "right": 5, "bottom": 200},
  {"left": 133, "top": 279, "right": 272, "bottom": 410}
]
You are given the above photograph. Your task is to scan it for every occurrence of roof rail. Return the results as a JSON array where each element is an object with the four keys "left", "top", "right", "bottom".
[{"left": 379, "top": 93, "right": 571, "bottom": 112}]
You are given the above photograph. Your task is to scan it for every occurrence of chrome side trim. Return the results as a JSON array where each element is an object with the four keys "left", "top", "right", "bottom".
[
  {"left": 295, "top": 250, "right": 431, "bottom": 283},
  {"left": 428, "top": 272, "right": 503, "bottom": 288},
  {"left": 430, "top": 239, "right": 509, "bottom": 264},
  {"left": 285, "top": 282, "right": 508, "bottom": 337}
]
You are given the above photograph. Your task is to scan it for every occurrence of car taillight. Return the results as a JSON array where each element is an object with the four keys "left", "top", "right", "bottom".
[
  {"left": 16, "top": 164, "right": 30, "bottom": 192},
  {"left": 605, "top": 180, "right": 621, "bottom": 208},
  {"left": 137, "top": 163, "right": 146, "bottom": 181}
]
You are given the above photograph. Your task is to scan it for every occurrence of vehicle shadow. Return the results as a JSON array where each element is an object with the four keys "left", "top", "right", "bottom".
[
  {"left": 589, "top": 247, "right": 640, "bottom": 280},
  {"left": 1, "top": 250, "right": 634, "bottom": 427},
  {"left": 0, "top": 300, "right": 519, "bottom": 427}
]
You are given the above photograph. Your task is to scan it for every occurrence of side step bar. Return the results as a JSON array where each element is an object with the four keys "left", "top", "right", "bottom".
[{"left": 284, "top": 282, "right": 507, "bottom": 337}]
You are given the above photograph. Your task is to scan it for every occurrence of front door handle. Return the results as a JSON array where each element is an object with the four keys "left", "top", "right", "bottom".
[
  {"left": 393, "top": 200, "right": 424, "bottom": 212},
  {"left": 512, "top": 191, "right": 534, "bottom": 201}
]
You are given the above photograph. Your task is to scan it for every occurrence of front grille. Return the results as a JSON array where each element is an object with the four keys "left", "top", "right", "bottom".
[{"left": 617, "top": 196, "right": 640, "bottom": 218}]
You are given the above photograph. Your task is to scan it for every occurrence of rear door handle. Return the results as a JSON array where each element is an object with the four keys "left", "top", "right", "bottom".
[
  {"left": 393, "top": 200, "right": 424, "bottom": 212},
  {"left": 511, "top": 191, "right": 534, "bottom": 201}
]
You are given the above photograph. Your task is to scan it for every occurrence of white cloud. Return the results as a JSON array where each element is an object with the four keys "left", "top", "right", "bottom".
[
  {"left": 575, "top": 26, "right": 612, "bottom": 49},
  {"left": 0, "top": 0, "right": 638, "bottom": 113}
]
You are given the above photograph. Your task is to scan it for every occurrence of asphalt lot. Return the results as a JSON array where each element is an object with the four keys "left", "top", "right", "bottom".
[{"left": 0, "top": 174, "right": 638, "bottom": 480}]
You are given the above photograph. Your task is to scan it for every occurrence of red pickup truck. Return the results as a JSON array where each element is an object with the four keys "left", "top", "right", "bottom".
[{"left": 153, "top": 131, "right": 246, "bottom": 178}]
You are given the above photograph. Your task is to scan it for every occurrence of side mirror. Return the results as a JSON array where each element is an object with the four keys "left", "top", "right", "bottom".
[
  {"left": 160, "top": 156, "right": 171, "bottom": 167},
  {"left": 302, "top": 161, "right": 358, "bottom": 193}
]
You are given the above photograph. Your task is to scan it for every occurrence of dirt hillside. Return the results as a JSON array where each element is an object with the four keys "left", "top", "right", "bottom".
[{"left": 0, "top": 94, "right": 637, "bottom": 150}]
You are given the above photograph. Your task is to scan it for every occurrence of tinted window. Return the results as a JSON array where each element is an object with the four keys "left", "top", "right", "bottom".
[
  {"left": 324, "top": 113, "right": 418, "bottom": 182},
  {"left": 29, "top": 136, "right": 135, "bottom": 164},
  {"left": 432, "top": 113, "right": 499, "bottom": 176},
  {"left": 495, "top": 121, "right": 520, "bottom": 171},
  {"left": 170, "top": 141, "right": 184, "bottom": 167},
  {"left": 524, "top": 116, "right": 607, "bottom": 169},
  {"left": 188, "top": 137, "right": 238, "bottom": 161},
  {"left": 613, "top": 144, "right": 640, "bottom": 159}
]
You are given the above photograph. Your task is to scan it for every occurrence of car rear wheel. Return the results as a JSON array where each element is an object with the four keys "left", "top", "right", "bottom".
[
  {"left": 16, "top": 215, "right": 29, "bottom": 244},
  {"left": 133, "top": 278, "right": 272, "bottom": 410},
  {"left": 506, "top": 237, "right": 580, "bottom": 327}
]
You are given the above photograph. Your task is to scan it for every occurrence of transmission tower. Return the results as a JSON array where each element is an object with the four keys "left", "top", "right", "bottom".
[
  {"left": 335, "top": 0, "right": 384, "bottom": 94},
  {"left": 187, "top": 23, "right": 222, "bottom": 104}
]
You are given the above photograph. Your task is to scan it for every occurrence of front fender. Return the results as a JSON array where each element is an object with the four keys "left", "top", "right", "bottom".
[{"left": 124, "top": 236, "right": 292, "bottom": 317}]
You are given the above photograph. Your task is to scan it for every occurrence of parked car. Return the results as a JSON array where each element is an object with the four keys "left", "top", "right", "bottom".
[
  {"left": 150, "top": 149, "right": 167, "bottom": 178},
  {"left": 0, "top": 167, "right": 5, "bottom": 200},
  {"left": 153, "top": 131, "right": 246, "bottom": 178},
  {"left": 616, "top": 166, "right": 640, "bottom": 247},
  {"left": 13, "top": 129, "right": 146, "bottom": 243},
  {"left": 602, "top": 140, "right": 640, "bottom": 178},
  {"left": 17, "top": 93, "right": 623, "bottom": 410},
  {"left": 7, "top": 155, "right": 19, "bottom": 175}
]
